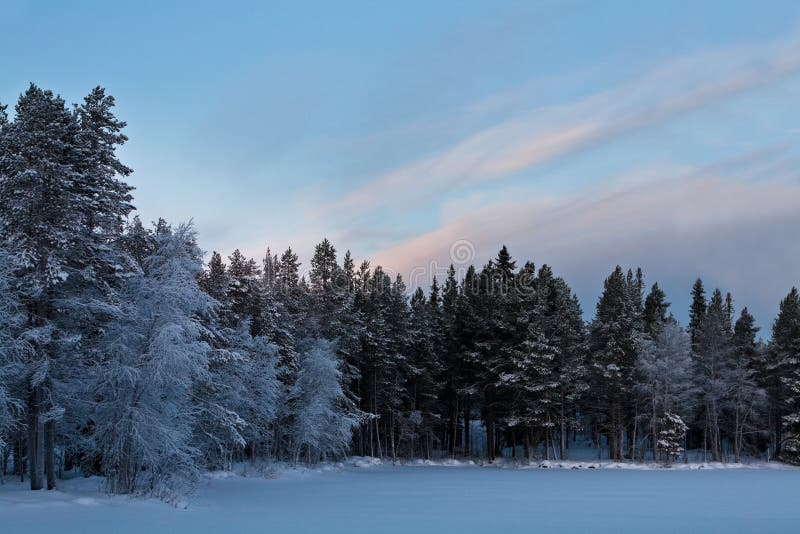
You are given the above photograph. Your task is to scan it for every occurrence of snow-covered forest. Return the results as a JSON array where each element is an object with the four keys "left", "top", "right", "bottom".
[{"left": 1, "top": 84, "right": 800, "bottom": 502}]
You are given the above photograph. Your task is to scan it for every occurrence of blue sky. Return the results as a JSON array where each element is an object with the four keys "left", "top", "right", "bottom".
[{"left": 3, "top": 0, "right": 800, "bottom": 333}]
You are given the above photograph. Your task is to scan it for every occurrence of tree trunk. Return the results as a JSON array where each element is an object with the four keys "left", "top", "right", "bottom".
[
  {"left": 27, "top": 386, "right": 42, "bottom": 490},
  {"left": 463, "top": 397, "right": 471, "bottom": 456},
  {"left": 776, "top": 404, "right": 781, "bottom": 459},
  {"left": 559, "top": 399, "right": 567, "bottom": 460},
  {"left": 485, "top": 388, "right": 496, "bottom": 463},
  {"left": 608, "top": 401, "right": 618, "bottom": 461},
  {"left": 652, "top": 398, "right": 658, "bottom": 464},
  {"left": 389, "top": 411, "right": 396, "bottom": 460},
  {"left": 511, "top": 430, "right": 517, "bottom": 459},
  {"left": 523, "top": 431, "right": 530, "bottom": 461},
  {"left": 734, "top": 409, "right": 741, "bottom": 464},
  {"left": 544, "top": 427, "right": 550, "bottom": 461},
  {"left": 710, "top": 399, "right": 721, "bottom": 462},
  {"left": 13, "top": 438, "right": 25, "bottom": 482},
  {"left": 45, "top": 419, "right": 55, "bottom": 490},
  {"left": 486, "top": 419, "right": 494, "bottom": 463},
  {"left": 450, "top": 396, "right": 458, "bottom": 458}
]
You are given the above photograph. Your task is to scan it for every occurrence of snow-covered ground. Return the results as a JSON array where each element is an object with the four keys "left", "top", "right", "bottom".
[{"left": 2, "top": 461, "right": 798, "bottom": 533}]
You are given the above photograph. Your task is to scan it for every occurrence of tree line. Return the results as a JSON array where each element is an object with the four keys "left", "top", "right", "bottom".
[{"left": 1, "top": 85, "right": 800, "bottom": 500}]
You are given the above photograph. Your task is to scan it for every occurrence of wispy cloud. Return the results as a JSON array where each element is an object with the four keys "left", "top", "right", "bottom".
[
  {"left": 325, "top": 32, "right": 800, "bottom": 218},
  {"left": 370, "top": 145, "right": 800, "bottom": 326}
]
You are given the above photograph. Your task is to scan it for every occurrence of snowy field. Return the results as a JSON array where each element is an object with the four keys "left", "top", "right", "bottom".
[{"left": 2, "top": 461, "right": 799, "bottom": 533}]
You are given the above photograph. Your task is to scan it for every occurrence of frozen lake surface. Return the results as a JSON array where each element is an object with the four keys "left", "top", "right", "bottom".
[{"left": 2, "top": 462, "right": 798, "bottom": 533}]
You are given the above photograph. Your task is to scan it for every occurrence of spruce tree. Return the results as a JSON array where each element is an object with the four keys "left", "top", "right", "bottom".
[
  {"left": 439, "top": 264, "right": 464, "bottom": 455},
  {"left": 73, "top": 86, "right": 134, "bottom": 237},
  {"left": 199, "top": 251, "right": 229, "bottom": 304},
  {"left": 0, "top": 85, "right": 134, "bottom": 490},
  {"left": 589, "top": 266, "right": 643, "bottom": 460},
  {"left": 771, "top": 288, "right": 800, "bottom": 461},
  {"left": 643, "top": 283, "right": 670, "bottom": 335},
  {"left": 277, "top": 247, "right": 301, "bottom": 290},
  {"left": 694, "top": 288, "right": 734, "bottom": 461},
  {"left": 657, "top": 412, "right": 688, "bottom": 466},
  {"left": 309, "top": 238, "right": 343, "bottom": 338},
  {"left": 689, "top": 278, "right": 707, "bottom": 351},
  {"left": 226, "top": 249, "right": 261, "bottom": 331},
  {"left": 476, "top": 247, "right": 519, "bottom": 462},
  {"left": 453, "top": 265, "right": 482, "bottom": 457},
  {"left": 728, "top": 307, "right": 766, "bottom": 462},
  {"left": 402, "top": 286, "right": 444, "bottom": 458},
  {"left": 341, "top": 250, "right": 355, "bottom": 293}
]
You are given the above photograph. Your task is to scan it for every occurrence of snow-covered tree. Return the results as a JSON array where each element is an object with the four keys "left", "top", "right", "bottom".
[
  {"left": 772, "top": 288, "right": 800, "bottom": 463},
  {"left": 0, "top": 247, "right": 25, "bottom": 459},
  {"left": 589, "top": 266, "right": 643, "bottom": 460},
  {"left": 635, "top": 320, "right": 695, "bottom": 462},
  {"left": 195, "top": 329, "right": 280, "bottom": 468},
  {"left": 689, "top": 278, "right": 707, "bottom": 351},
  {"left": 727, "top": 307, "right": 767, "bottom": 462},
  {"left": 0, "top": 85, "right": 83, "bottom": 490},
  {"left": 657, "top": 412, "right": 688, "bottom": 466},
  {"left": 89, "top": 222, "right": 212, "bottom": 499},
  {"left": 288, "top": 338, "right": 359, "bottom": 464},
  {"left": 225, "top": 249, "right": 261, "bottom": 332},
  {"left": 0, "top": 84, "right": 134, "bottom": 490},
  {"left": 276, "top": 247, "right": 301, "bottom": 291},
  {"left": 545, "top": 272, "right": 588, "bottom": 459},
  {"left": 199, "top": 251, "right": 228, "bottom": 305},
  {"left": 400, "top": 286, "right": 444, "bottom": 459},
  {"left": 694, "top": 289, "right": 734, "bottom": 462},
  {"left": 643, "top": 283, "right": 670, "bottom": 336}
]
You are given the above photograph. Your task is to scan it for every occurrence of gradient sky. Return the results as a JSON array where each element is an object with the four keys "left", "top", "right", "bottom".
[{"left": 2, "top": 0, "right": 800, "bottom": 334}]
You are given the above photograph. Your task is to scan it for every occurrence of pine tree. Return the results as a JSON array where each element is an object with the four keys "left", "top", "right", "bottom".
[
  {"left": 475, "top": 247, "right": 520, "bottom": 462},
  {"left": 73, "top": 86, "right": 133, "bottom": 237},
  {"left": 643, "top": 283, "right": 670, "bottom": 335},
  {"left": 200, "top": 252, "right": 228, "bottom": 304},
  {"left": 589, "top": 266, "right": 643, "bottom": 460},
  {"left": 262, "top": 247, "right": 277, "bottom": 288},
  {"left": 277, "top": 247, "right": 300, "bottom": 290},
  {"left": 123, "top": 215, "right": 155, "bottom": 268},
  {"left": 453, "top": 265, "right": 481, "bottom": 457},
  {"left": 341, "top": 250, "right": 355, "bottom": 292},
  {"left": 440, "top": 264, "right": 464, "bottom": 456},
  {"left": 401, "top": 286, "right": 443, "bottom": 458},
  {"left": 728, "top": 307, "right": 767, "bottom": 462},
  {"left": 0, "top": 84, "right": 134, "bottom": 490},
  {"left": 309, "top": 238, "right": 343, "bottom": 338},
  {"left": 0, "top": 86, "right": 81, "bottom": 490},
  {"left": 347, "top": 266, "right": 409, "bottom": 458},
  {"left": 771, "top": 288, "right": 800, "bottom": 462},
  {"left": 225, "top": 249, "right": 261, "bottom": 332},
  {"left": 309, "top": 238, "right": 338, "bottom": 294},
  {"left": 694, "top": 288, "right": 734, "bottom": 462},
  {"left": 547, "top": 273, "right": 588, "bottom": 459},
  {"left": 689, "top": 278, "right": 707, "bottom": 351},
  {"left": 498, "top": 261, "right": 537, "bottom": 452}
]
